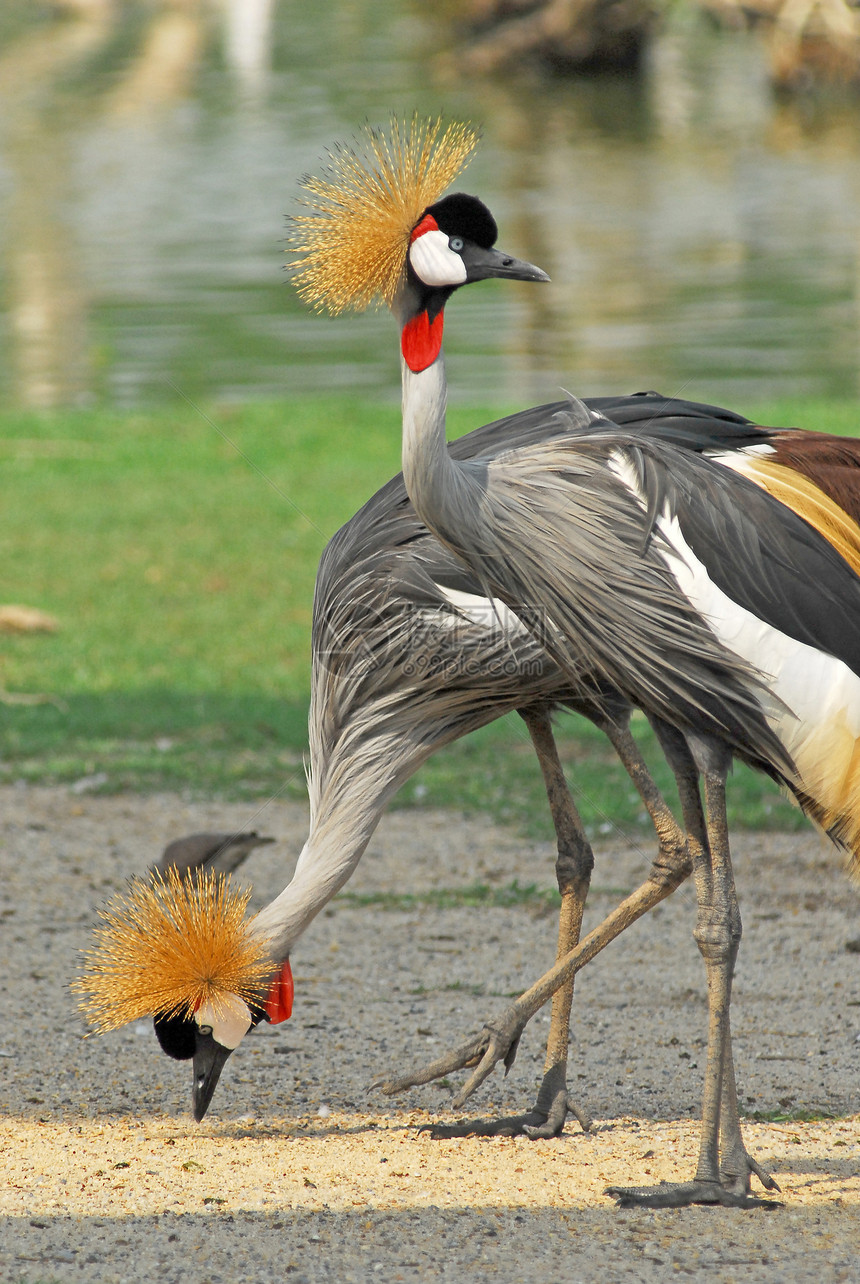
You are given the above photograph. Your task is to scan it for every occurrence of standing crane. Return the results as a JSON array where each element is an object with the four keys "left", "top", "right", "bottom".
[
  {"left": 286, "top": 117, "right": 860, "bottom": 1208},
  {"left": 378, "top": 401, "right": 860, "bottom": 1125}
]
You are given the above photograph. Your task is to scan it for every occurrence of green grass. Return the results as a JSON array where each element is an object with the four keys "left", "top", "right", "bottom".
[
  {"left": 0, "top": 397, "right": 396, "bottom": 795},
  {"left": 0, "top": 395, "right": 855, "bottom": 839}
]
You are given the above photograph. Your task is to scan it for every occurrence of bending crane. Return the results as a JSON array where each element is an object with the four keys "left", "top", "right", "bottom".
[{"left": 152, "top": 392, "right": 721, "bottom": 1128}]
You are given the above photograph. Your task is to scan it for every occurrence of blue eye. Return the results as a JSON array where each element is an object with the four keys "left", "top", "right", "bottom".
[{"left": 449, "top": 236, "right": 464, "bottom": 252}]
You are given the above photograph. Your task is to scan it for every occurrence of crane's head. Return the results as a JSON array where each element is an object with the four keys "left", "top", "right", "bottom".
[
  {"left": 287, "top": 114, "right": 549, "bottom": 369},
  {"left": 73, "top": 869, "right": 293, "bottom": 1121}
]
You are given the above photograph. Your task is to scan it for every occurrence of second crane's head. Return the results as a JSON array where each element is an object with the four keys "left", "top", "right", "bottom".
[
  {"left": 288, "top": 115, "right": 549, "bottom": 372},
  {"left": 74, "top": 870, "right": 293, "bottom": 1121}
]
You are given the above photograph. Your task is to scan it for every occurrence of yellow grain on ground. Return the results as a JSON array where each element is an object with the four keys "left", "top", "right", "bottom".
[{"left": 2, "top": 1113, "right": 859, "bottom": 1220}]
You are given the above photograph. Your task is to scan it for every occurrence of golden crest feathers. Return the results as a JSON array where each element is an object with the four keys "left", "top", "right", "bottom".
[
  {"left": 287, "top": 115, "right": 480, "bottom": 314},
  {"left": 73, "top": 869, "right": 273, "bottom": 1033}
]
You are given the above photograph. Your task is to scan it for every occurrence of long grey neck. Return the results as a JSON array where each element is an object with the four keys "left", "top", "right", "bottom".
[
  {"left": 400, "top": 352, "right": 477, "bottom": 552},
  {"left": 249, "top": 723, "right": 423, "bottom": 963},
  {"left": 251, "top": 334, "right": 480, "bottom": 965},
  {"left": 249, "top": 793, "right": 382, "bottom": 963}
]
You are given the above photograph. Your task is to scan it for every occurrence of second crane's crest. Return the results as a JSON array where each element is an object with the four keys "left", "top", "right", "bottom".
[
  {"left": 288, "top": 115, "right": 480, "bottom": 314},
  {"left": 73, "top": 869, "right": 273, "bottom": 1032}
]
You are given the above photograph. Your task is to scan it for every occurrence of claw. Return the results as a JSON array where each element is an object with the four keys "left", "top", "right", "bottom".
[
  {"left": 451, "top": 1022, "right": 524, "bottom": 1107},
  {"left": 522, "top": 1090, "right": 569, "bottom": 1140},
  {"left": 742, "top": 1156, "right": 780, "bottom": 1194},
  {"left": 371, "top": 1013, "right": 526, "bottom": 1105},
  {"left": 718, "top": 1141, "right": 781, "bottom": 1197}
]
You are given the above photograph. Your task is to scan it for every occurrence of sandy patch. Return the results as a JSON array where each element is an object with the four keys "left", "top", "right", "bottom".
[{"left": 1, "top": 785, "right": 858, "bottom": 1282}]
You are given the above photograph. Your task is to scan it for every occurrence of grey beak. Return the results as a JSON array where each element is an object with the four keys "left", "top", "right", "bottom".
[
  {"left": 192, "top": 1029, "right": 233, "bottom": 1121},
  {"left": 463, "top": 244, "right": 550, "bottom": 285}
]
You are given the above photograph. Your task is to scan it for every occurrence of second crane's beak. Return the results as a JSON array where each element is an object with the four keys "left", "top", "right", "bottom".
[
  {"left": 192, "top": 1029, "right": 233, "bottom": 1122},
  {"left": 463, "top": 244, "right": 550, "bottom": 286}
]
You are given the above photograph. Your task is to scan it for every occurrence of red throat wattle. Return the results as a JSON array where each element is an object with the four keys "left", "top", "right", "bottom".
[
  {"left": 264, "top": 958, "right": 294, "bottom": 1023},
  {"left": 402, "top": 212, "right": 445, "bottom": 372},
  {"left": 401, "top": 310, "right": 444, "bottom": 373}
]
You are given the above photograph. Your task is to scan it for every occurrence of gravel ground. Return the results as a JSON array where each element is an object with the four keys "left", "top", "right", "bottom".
[{"left": 1, "top": 784, "right": 859, "bottom": 1283}]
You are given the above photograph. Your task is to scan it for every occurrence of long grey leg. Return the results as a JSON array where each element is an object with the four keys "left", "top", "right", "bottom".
[
  {"left": 718, "top": 1022, "right": 780, "bottom": 1195},
  {"left": 692, "top": 756, "right": 741, "bottom": 1188},
  {"left": 521, "top": 704, "right": 594, "bottom": 1137},
  {"left": 599, "top": 712, "right": 689, "bottom": 875},
  {"left": 428, "top": 703, "right": 593, "bottom": 1138},
  {"left": 382, "top": 708, "right": 695, "bottom": 1122},
  {"left": 609, "top": 737, "right": 778, "bottom": 1208}
]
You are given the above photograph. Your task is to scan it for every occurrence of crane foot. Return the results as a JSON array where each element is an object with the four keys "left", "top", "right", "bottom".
[
  {"left": 607, "top": 1179, "right": 782, "bottom": 1209},
  {"left": 379, "top": 1054, "right": 592, "bottom": 1141},
  {"left": 371, "top": 1007, "right": 527, "bottom": 1103},
  {"left": 608, "top": 1135, "right": 781, "bottom": 1208},
  {"left": 523, "top": 1069, "right": 592, "bottom": 1139},
  {"left": 423, "top": 1065, "right": 589, "bottom": 1139}
]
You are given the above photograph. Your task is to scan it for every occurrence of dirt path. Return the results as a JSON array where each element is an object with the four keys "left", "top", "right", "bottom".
[{"left": 1, "top": 786, "right": 858, "bottom": 1282}]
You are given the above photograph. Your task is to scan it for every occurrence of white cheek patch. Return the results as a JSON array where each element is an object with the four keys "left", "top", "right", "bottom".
[
  {"left": 196, "top": 993, "right": 253, "bottom": 1050},
  {"left": 409, "top": 230, "right": 468, "bottom": 288}
]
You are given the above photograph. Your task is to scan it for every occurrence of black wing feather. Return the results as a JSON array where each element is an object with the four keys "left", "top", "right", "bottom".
[{"left": 636, "top": 445, "right": 860, "bottom": 677}]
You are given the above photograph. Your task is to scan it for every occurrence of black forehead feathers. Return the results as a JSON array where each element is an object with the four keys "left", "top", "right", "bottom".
[
  {"left": 154, "top": 1012, "right": 196, "bottom": 1060},
  {"left": 153, "top": 1003, "right": 266, "bottom": 1060},
  {"left": 424, "top": 193, "right": 498, "bottom": 249}
]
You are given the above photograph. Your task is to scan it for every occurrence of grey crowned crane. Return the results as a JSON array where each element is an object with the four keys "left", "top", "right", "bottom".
[
  {"left": 78, "top": 389, "right": 747, "bottom": 1134},
  {"left": 75, "top": 119, "right": 860, "bottom": 1204},
  {"left": 285, "top": 117, "right": 860, "bottom": 1208}
]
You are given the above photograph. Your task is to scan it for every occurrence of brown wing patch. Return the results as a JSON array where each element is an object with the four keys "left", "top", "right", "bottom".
[
  {"left": 735, "top": 454, "right": 860, "bottom": 581},
  {"left": 771, "top": 430, "right": 860, "bottom": 526}
]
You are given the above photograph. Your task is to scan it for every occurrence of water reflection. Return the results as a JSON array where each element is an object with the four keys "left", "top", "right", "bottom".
[
  {"left": 223, "top": 0, "right": 274, "bottom": 91},
  {"left": 0, "top": 1, "right": 859, "bottom": 411}
]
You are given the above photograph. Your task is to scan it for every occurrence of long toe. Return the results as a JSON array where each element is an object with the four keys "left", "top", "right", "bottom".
[
  {"left": 422, "top": 1110, "right": 550, "bottom": 1140},
  {"left": 370, "top": 1033, "right": 490, "bottom": 1096},
  {"left": 607, "top": 1180, "right": 782, "bottom": 1209},
  {"left": 608, "top": 1181, "right": 724, "bottom": 1209},
  {"left": 424, "top": 1084, "right": 588, "bottom": 1141}
]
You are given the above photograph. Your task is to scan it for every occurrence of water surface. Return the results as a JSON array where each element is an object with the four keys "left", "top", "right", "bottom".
[{"left": 1, "top": 3, "right": 859, "bottom": 412}]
